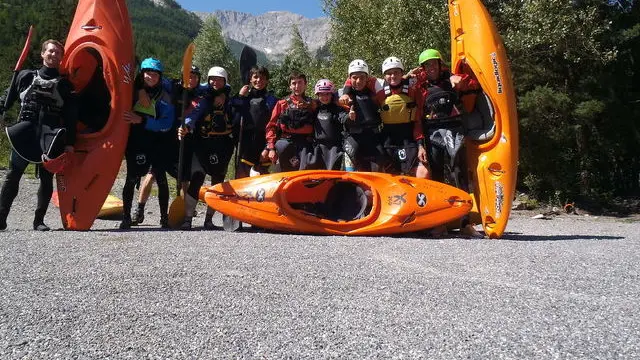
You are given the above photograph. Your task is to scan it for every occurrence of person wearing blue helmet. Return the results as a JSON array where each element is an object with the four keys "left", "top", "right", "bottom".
[{"left": 119, "top": 57, "right": 175, "bottom": 230}]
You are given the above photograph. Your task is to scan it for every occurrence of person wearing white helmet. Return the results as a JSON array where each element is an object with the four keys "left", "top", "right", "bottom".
[
  {"left": 308, "top": 79, "right": 349, "bottom": 170},
  {"left": 338, "top": 59, "right": 385, "bottom": 172},
  {"left": 376, "top": 56, "right": 429, "bottom": 178},
  {"left": 176, "top": 65, "right": 235, "bottom": 230},
  {"left": 262, "top": 70, "right": 317, "bottom": 172}
]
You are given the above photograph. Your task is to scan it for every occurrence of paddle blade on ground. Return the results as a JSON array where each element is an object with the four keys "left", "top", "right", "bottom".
[{"left": 168, "top": 195, "right": 185, "bottom": 229}]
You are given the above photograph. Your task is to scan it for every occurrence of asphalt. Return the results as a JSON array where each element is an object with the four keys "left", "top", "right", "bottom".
[{"left": 1, "top": 173, "right": 639, "bottom": 358}]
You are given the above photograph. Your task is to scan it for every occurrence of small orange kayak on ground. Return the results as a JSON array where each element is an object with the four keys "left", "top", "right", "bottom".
[
  {"left": 200, "top": 170, "right": 473, "bottom": 236},
  {"left": 449, "top": 0, "right": 519, "bottom": 238},
  {"left": 51, "top": 191, "right": 123, "bottom": 219},
  {"left": 55, "top": 0, "right": 134, "bottom": 230}
]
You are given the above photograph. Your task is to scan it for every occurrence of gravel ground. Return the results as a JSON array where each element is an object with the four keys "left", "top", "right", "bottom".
[{"left": 1, "top": 169, "right": 639, "bottom": 358}]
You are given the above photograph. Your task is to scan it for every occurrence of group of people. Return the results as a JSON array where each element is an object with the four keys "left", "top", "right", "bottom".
[{"left": 0, "top": 38, "right": 482, "bottom": 237}]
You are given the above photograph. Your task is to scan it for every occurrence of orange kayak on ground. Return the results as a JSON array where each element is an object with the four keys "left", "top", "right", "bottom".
[
  {"left": 55, "top": 0, "right": 134, "bottom": 230},
  {"left": 200, "top": 170, "right": 473, "bottom": 236},
  {"left": 449, "top": 0, "right": 519, "bottom": 238}
]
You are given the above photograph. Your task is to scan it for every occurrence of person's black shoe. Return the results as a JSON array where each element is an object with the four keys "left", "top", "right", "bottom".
[
  {"left": 0, "top": 214, "right": 6, "bottom": 230},
  {"left": 203, "top": 219, "right": 218, "bottom": 230},
  {"left": 132, "top": 206, "right": 145, "bottom": 225},
  {"left": 119, "top": 214, "right": 132, "bottom": 230},
  {"left": 160, "top": 214, "right": 170, "bottom": 229},
  {"left": 180, "top": 217, "right": 192, "bottom": 231},
  {"left": 33, "top": 223, "right": 50, "bottom": 231}
]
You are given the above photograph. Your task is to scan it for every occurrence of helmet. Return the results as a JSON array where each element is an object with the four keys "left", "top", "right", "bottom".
[
  {"left": 190, "top": 65, "right": 201, "bottom": 75},
  {"left": 418, "top": 49, "right": 444, "bottom": 65},
  {"left": 140, "top": 57, "right": 163, "bottom": 73},
  {"left": 314, "top": 79, "right": 335, "bottom": 94},
  {"left": 382, "top": 56, "right": 404, "bottom": 74},
  {"left": 348, "top": 59, "right": 369, "bottom": 75},
  {"left": 207, "top": 66, "right": 228, "bottom": 83}
]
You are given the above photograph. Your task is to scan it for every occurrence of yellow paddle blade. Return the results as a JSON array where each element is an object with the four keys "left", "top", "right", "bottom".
[
  {"left": 181, "top": 43, "right": 195, "bottom": 88},
  {"left": 168, "top": 195, "right": 185, "bottom": 229}
]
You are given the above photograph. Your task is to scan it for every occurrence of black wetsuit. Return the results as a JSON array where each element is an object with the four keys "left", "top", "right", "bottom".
[{"left": 0, "top": 66, "right": 77, "bottom": 230}]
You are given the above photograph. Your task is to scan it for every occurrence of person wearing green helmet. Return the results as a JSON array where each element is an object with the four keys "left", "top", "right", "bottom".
[{"left": 411, "top": 49, "right": 483, "bottom": 238}]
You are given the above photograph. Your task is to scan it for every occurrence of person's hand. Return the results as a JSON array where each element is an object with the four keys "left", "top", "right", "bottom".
[
  {"left": 450, "top": 74, "right": 463, "bottom": 88},
  {"left": 137, "top": 89, "right": 151, "bottom": 107},
  {"left": 124, "top": 111, "right": 143, "bottom": 124},
  {"left": 417, "top": 144, "right": 427, "bottom": 163},
  {"left": 177, "top": 126, "right": 189, "bottom": 140},
  {"left": 407, "top": 66, "right": 422, "bottom": 78},
  {"left": 348, "top": 106, "right": 356, "bottom": 121},
  {"left": 268, "top": 149, "right": 277, "bottom": 163},
  {"left": 64, "top": 145, "right": 74, "bottom": 153},
  {"left": 214, "top": 94, "right": 226, "bottom": 107},
  {"left": 339, "top": 94, "right": 351, "bottom": 107},
  {"left": 239, "top": 85, "right": 250, "bottom": 97}
]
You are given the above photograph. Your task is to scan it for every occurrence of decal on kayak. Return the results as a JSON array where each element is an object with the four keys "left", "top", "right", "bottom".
[
  {"left": 490, "top": 52, "right": 503, "bottom": 94},
  {"left": 256, "top": 188, "right": 266, "bottom": 202},
  {"left": 123, "top": 63, "right": 133, "bottom": 84},
  {"left": 388, "top": 193, "right": 407, "bottom": 206},
  {"left": 495, "top": 181, "right": 504, "bottom": 219},
  {"left": 416, "top": 193, "right": 427, "bottom": 207}
]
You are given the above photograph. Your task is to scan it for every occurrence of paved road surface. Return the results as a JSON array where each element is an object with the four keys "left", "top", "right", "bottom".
[{"left": 1, "top": 174, "right": 639, "bottom": 358}]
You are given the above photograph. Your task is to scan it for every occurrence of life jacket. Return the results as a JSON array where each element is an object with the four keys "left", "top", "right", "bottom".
[
  {"left": 278, "top": 96, "right": 313, "bottom": 130},
  {"left": 380, "top": 80, "right": 417, "bottom": 125},
  {"left": 314, "top": 103, "right": 342, "bottom": 143},
  {"left": 200, "top": 105, "right": 232, "bottom": 137},
  {"left": 423, "top": 81, "right": 463, "bottom": 124},
  {"left": 19, "top": 71, "right": 64, "bottom": 124},
  {"left": 351, "top": 90, "right": 382, "bottom": 133},
  {"left": 248, "top": 96, "right": 270, "bottom": 130}
]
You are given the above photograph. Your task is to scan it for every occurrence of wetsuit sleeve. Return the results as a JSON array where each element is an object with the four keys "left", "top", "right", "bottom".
[
  {"left": 265, "top": 100, "right": 285, "bottom": 149},
  {"left": 1, "top": 70, "right": 34, "bottom": 111},
  {"left": 184, "top": 94, "right": 212, "bottom": 131}
]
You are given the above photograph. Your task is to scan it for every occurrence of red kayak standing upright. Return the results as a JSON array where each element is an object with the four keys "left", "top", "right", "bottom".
[{"left": 56, "top": 0, "right": 134, "bottom": 229}]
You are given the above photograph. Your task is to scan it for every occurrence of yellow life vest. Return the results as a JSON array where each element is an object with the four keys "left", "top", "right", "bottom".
[{"left": 379, "top": 81, "right": 417, "bottom": 125}]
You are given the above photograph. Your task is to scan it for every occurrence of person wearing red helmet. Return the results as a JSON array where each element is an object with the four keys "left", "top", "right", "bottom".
[{"left": 308, "top": 79, "right": 349, "bottom": 170}]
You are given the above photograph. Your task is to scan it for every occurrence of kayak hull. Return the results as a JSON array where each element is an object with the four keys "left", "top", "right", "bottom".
[
  {"left": 449, "top": 0, "right": 519, "bottom": 238},
  {"left": 201, "top": 170, "right": 473, "bottom": 236},
  {"left": 56, "top": 0, "right": 134, "bottom": 230}
]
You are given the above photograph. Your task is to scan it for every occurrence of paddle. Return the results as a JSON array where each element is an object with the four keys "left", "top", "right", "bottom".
[
  {"left": 222, "top": 45, "right": 257, "bottom": 232},
  {"left": 1, "top": 26, "right": 34, "bottom": 126},
  {"left": 168, "top": 42, "right": 195, "bottom": 229}
]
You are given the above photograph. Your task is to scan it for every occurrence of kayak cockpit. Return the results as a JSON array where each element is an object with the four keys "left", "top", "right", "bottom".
[
  {"left": 463, "top": 91, "right": 495, "bottom": 142},
  {"left": 289, "top": 180, "right": 373, "bottom": 222}
]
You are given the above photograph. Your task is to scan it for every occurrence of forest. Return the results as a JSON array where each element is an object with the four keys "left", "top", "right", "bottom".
[{"left": 0, "top": 0, "right": 638, "bottom": 211}]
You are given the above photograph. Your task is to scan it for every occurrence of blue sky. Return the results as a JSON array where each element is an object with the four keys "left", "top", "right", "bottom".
[{"left": 175, "top": 0, "right": 326, "bottom": 18}]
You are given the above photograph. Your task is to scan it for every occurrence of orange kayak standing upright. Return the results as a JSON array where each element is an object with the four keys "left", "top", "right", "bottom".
[
  {"left": 448, "top": 0, "right": 519, "bottom": 238},
  {"left": 56, "top": 0, "right": 134, "bottom": 229},
  {"left": 201, "top": 170, "right": 473, "bottom": 236}
]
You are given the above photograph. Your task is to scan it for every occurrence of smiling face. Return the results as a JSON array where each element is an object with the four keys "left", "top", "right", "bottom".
[
  {"left": 349, "top": 72, "right": 368, "bottom": 91},
  {"left": 383, "top": 68, "right": 403, "bottom": 87},
  {"left": 188, "top": 72, "right": 200, "bottom": 89},
  {"left": 317, "top": 92, "right": 333, "bottom": 105},
  {"left": 143, "top": 70, "right": 161, "bottom": 88},
  {"left": 41, "top": 42, "right": 64, "bottom": 69},
  {"left": 208, "top": 76, "right": 226, "bottom": 90},
  {"left": 251, "top": 73, "right": 268, "bottom": 91},
  {"left": 422, "top": 59, "right": 441, "bottom": 81}
]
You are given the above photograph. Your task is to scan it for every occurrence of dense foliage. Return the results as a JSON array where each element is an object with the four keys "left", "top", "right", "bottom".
[{"left": 1, "top": 0, "right": 638, "bottom": 207}]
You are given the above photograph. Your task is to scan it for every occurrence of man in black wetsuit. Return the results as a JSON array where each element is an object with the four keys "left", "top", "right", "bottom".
[{"left": 0, "top": 39, "right": 77, "bottom": 231}]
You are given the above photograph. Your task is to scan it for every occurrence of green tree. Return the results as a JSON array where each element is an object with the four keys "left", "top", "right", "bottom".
[
  {"left": 193, "top": 16, "right": 240, "bottom": 92},
  {"left": 270, "top": 24, "right": 314, "bottom": 97}
]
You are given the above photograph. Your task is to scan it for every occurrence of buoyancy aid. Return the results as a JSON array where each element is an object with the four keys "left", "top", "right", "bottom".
[
  {"left": 380, "top": 80, "right": 417, "bottom": 125},
  {"left": 351, "top": 90, "right": 381, "bottom": 133},
  {"left": 248, "top": 97, "right": 270, "bottom": 130},
  {"left": 423, "top": 81, "right": 463, "bottom": 123},
  {"left": 315, "top": 103, "right": 342, "bottom": 143},
  {"left": 200, "top": 105, "right": 232, "bottom": 136},
  {"left": 278, "top": 96, "right": 313, "bottom": 130},
  {"left": 19, "top": 71, "right": 64, "bottom": 124}
]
